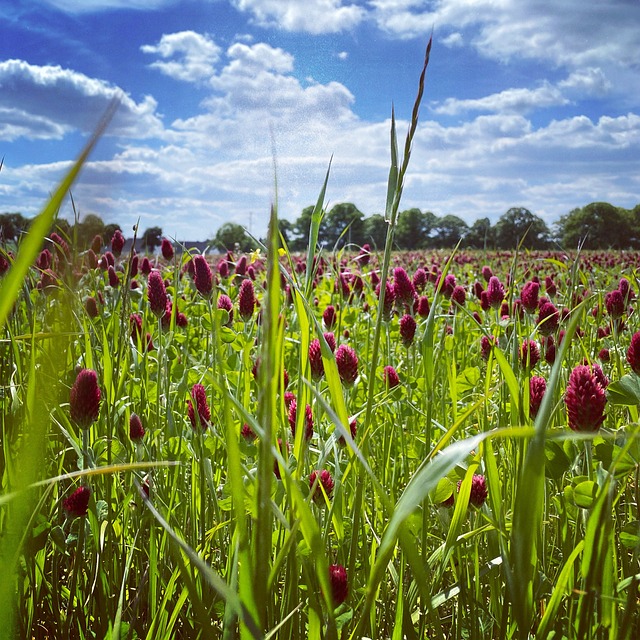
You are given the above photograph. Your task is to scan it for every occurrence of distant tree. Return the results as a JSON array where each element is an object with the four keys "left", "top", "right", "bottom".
[
  {"left": 292, "top": 206, "right": 318, "bottom": 251},
  {"left": 395, "top": 209, "right": 437, "bottom": 249},
  {"left": 76, "top": 213, "right": 105, "bottom": 248},
  {"left": 363, "top": 214, "right": 388, "bottom": 250},
  {"left": 629, "top": 204, "right": 640, "bottom": 247},
  {"left": 142, "top": 226, "right": 163, "bottom": 253},
  {"left": 495, "top": 207, "right": 550, "bottom": 249},
  {"left": 278, "top": 219, "right": 295, "bottom": 246},
  {"left": 213, "top": 222, "right": 255, "bottom": 252},
  {"left": 103, "top": 223, "right": 122, "bottom": 246},
  {"left": 465, "top": 217, "right": 495, "bottom": 249},
  {"left": 557, "top": 202, "right": 633, "bottom": 249},
  {"left": 323, "top": 203, "right": 365, "bottom": 249},
  {"left": 433, "top": 214, "right": 469, "bottom": 248},
  {"left": 0, "top": 212, "right": 29, "bottom": 243}
]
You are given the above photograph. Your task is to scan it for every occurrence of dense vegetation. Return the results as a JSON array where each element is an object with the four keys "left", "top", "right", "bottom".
[{"left": 3, "top": 199, "right": 640, "bottom": 256}]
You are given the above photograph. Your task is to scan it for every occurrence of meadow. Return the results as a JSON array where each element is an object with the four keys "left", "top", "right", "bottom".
[{"left": 1, "top": 43, "right": 640, "bottom": 640}]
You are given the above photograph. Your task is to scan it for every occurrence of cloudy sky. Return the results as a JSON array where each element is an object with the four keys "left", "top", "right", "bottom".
[{"left": 1, "top": 0, "right": 639, "bottom": 241}]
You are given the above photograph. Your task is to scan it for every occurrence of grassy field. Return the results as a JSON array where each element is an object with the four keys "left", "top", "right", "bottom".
[{"left": 1, "top": 43, "right": 640, "bottom": 640}]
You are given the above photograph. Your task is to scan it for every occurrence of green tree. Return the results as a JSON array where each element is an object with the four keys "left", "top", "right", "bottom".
[
  {"left": 213, "top": 222, "right": 255, "bottom": 252},
  {"left": 628, "top": 204, "right": 640, "bottom": 247},
  {"left": 494, "top": 207, "right": 550, "bottom": 249},
  {"left": 465, "top": 217, "right": 495, "bottom": 249},
  {"left": 103, "top": 223, "right": 122, "bottom": 246},
  {"left": 76, "top": 213, "right": 105, "bottom": 248},
  {"left": 0, "top": 212, "right": 29, "bottom": 243},
  {"left": 395, "top": 208, "right": 437, "bottom": 249},
  {"left": 433, "top": 214, "right": 469, "bottom": 248},
  {"left": 278, "top": 219, "right": 295, "bottom": 247},
  {"left": 292, "top": 206, "right": 318, "bottom": 252},
  {"left": 323, "top": 202, "right": 365, "bottom": 249},
  {"left": 142, "top": 226, "right": 163, "bottom": 253},
  {"left": 558, "top": 202, "right": 633, "bottom": 249},
  {"left": 363, "top": 214, "right": 388, "bottom": 250},
  {"left": 557, "top": 202, "right": 634, "bottom": 249}
]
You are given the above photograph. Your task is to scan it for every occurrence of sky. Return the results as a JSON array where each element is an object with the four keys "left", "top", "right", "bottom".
[{"left": 1, "top": 0, "right": 639, "bottom": 242}]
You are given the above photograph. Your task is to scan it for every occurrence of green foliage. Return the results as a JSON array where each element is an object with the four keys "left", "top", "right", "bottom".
[
  {"left": 76, "top": 213, "right": 106, "bottom": 248},
  {"left": 142, "top": 224, "right": 163, "bottom": 252},
  {"left": 557, "top": 201, "right": 633, "bottom": 249},
  {"left": 395, "top": 208, "right": 437, "bottom": 249},
  {"left": 433, "top": 214, "right": 469, "bottom": 248},
  {"left": 0, "top": 212, "right": 29, "bottom": 243},
  {"left": 494, "top": 206, "right": 550, "bottom": 249},
  {"left": 362, "top": 213, "right": 387, "bottom": 249},
  {"left": 464, "top": 216, "right": 495, "bottom": 249},
  {"left": 213, "top": 221, "right": 256, "bottom": 252},
  {"left": 322, "top": 202, "right": 365, "bottom": 249}
]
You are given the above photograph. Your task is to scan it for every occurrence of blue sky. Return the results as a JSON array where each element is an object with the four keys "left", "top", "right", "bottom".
[{"left": 1, "top": 0, "right": 639, "bottom": 241}]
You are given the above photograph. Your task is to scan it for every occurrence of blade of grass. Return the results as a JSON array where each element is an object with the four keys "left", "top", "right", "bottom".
[
  {"left": 253, "top": 205, "right": 281, "bottom": 631},
  {"left": 509, "top": 296, "right": 590, "bottom": 635}
]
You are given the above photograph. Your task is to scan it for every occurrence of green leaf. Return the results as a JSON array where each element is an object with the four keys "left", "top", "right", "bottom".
[
  {"left": 545, "top": 441, "right": 572, "bottom": 480},
  {"left": 620, "top": 521, "right": 640, "bottom": 549},
  {"left": 607, "top": 374, "right": 640, "bottom": 405},
  {"left": 573, "top": 480, "right": 598, "bottom": 509},
  {"left": 96, "top": 499, "right": 109, "bottom": 522}
]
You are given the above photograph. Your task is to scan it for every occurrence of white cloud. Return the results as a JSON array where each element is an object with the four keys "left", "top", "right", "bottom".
[
  {"left": 433, "top": 83, "right": 569, "bottom": 115},
  {"left": 230, "top": 0, "right": 366, "bottom": 34},
  {"left": 337, "top": 51, "right": 349, "bottom": 60},
  {"left": 442, "top": 32, "right": 463, "bottom": 47},
  {"left": 0, "top": 59, "right": 163, "bottom": 140},
  {"left": 0, "top": 107, "right": 69, "bottom": 141},
  {"left": 141, "top": 31, "right": 221, "bottom": 83},
  {"left": 370, "top": 0, "right": 640, "bottom": 72},
  {"left": 558, "top": 68, "right": 612, "bottom": 98}
]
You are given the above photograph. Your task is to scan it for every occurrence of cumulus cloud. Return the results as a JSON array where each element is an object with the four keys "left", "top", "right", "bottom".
[
  {"left": 230, "top": 0, "right": 366, "bottom": 34},
  {"left": 433, "top": 83, "right": 569, "bottom": 115},
  {"left": 0, "top": 59, "right": 163, "bottom": 140},
  {"left": 558, "top": 68, "right": 612, "bottom": 97},
  {"left": 370, "top": 0, "right": 640, "bottom": 71},
  {"left": 166, "top": 40, "right": 356, "bottom": 150},
  {"left": 141, "top": 31, "right": 221, "bottom": 82}
]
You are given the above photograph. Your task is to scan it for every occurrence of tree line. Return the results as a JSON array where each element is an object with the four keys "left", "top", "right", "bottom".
[
  {"left": 276, "top": 201, "right": 640, "bottom": 252},
  {"left": 2, "top": 200, "right": 639, "bottom": 253}
]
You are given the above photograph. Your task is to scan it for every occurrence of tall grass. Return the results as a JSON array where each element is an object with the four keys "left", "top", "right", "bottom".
[{"left": 1, "top": 41, "right": 640, "bottom": 640}]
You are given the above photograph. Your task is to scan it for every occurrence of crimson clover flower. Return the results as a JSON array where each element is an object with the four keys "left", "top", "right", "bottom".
[
  {"left": 399, "top": 314, "right": 417, "bottom": 347},
  {"left": 335, "top": 344, "right": 358, "bottom": 386},
  {"left": 193, "top": 254, "right": 213, "bottom": 297},
  {"left": 63, "top": 486, "right": 91, "bottom": 519},
  {"left": 70, "top": 368, "right": 101, "bottom": 428},
  {"left": 383, "top": 365, "right": 400, "bottom": 389},
  {"left": 565, "top": 364, "right": 607, "bottom": 432},
  {"left": 288, "top": 399, "right": 313, "bottom": 441},
  {"left": 309, "top": 469, "right": 335, "bottom": 504},
  {"left": 238, "top": 279, "right": 256, "bottom": 320},
  {"left": 529, "top": 376, "right": 547, "bottom": 419},
  {"left": 161, "top": 238, "right": 174, "bottom": 261},
  {"left": 328, "top": 564, "right": 348, "bottom": 606},
  {"left": 147, "top": 270, "right": 167, "bottom": 317},
  {"left": 129, "top": 413, "right": 145, "bottom": 442},
  {"left": 188, "top": 383, "right": 211, "bottom": 430},
  {"left": 627, "top": 331, "right": 640, "bottom": 374}
]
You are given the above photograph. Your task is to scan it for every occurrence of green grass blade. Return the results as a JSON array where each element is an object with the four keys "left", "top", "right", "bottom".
[{"left": 254, "top": 205, "right": 281, "bottom": 631}]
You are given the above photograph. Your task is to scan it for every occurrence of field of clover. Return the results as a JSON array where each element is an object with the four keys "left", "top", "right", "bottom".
[{"left": 1, "top": 44, "right": 640, "bottom": 640}]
